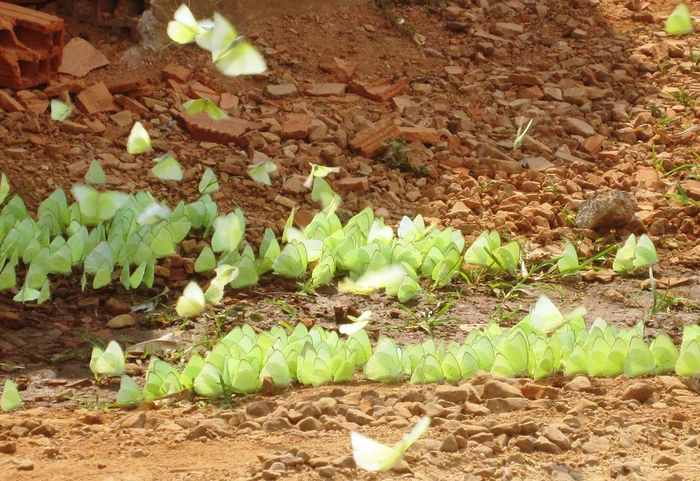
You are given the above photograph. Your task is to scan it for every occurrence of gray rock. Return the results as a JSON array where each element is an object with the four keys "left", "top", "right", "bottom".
[
  {"left": 576, "top": 189, "right": 637, "bottom": 231},
  {"left": 564, "top": 376, "right": 593, "bottom": 392},
  {"left": 653, "top": 454, "right": 678, "bottom": 466},
  {"left": 564, "top": 117, "right": 596, "bottom": 136},
  {"left": 16, "top": 458, "right": 34, "bottom": 471},
  {"left": 264, "top": 84, "right": 298, "bottom": 99}
]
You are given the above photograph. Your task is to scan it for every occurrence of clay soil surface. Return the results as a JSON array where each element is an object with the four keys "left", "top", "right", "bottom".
[{"left": 2, "top": 0, "right": 700, "bottom": 480}]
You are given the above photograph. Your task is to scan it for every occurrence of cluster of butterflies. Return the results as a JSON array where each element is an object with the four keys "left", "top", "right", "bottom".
[
  {"left": 0, "top": 161, "right": 660, "bottom": 307},
  {"left": 82, "top": 295, "right": 700, "bottom": 406},
  {"left": 167, "top": 4, "right": 267, "bottom": 77}
]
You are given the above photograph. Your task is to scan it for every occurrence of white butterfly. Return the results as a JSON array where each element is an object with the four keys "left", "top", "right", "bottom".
[{"left": 351, "top": 416, "right": 430, "bottom": 472}]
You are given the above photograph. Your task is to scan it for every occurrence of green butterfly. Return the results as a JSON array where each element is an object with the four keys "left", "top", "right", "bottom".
[
  {"left": 176, "top": 281, "right": 206, "bottom": 317},
  {"left": 89, "top": 340, "right": 125, "bottom": 377},
  {"left": 182, "top": 98, "right": 229, "bottom": 120},
  {"left": 304, "top": 163, "right": 341, "bottom": 189},
  {"left": 85, "top": 160, "right": 106, "bottom": 185},
  {"left": 50, "top": 98, "right": 72, "bottom": 121},
  {"left": 666, "top": 3, "right": 693, "bottom": 36},
  {"left": 167, "top": 4, "right": 209, "bottom": 45},
  {"left": 613, "top": 234, "right": 658, "bottom": 273},
  {"left": 126, "top": 121, "right": 151, "bottom": 155},
  {"left": 1, "top": 379, "right": 22, "bottom": 412},
  {"left": 152, "top": 153, "right": 183, "bottom": 181},
  {"left": 272, "top": 241, "right": 308, "bottom": 278},
  {"left": 71, "top": 185, "right": 129, "bottom": 225},
  {"left": 364, "top": 337, "right": 403, "bottom": 383},
  {"left": 649, "top": 333, "right": 678, "bottom": 374},
  {"left": 199, "top": 168, "right": 220, "bottom": 194},
  {"left": 557, "top": 242, "right": 579, "bottom": 274},
  {"left": 208, "top": 12, "right": 267, "bottom": 77},
  {"left": 676, "top": 339, "right": 700, "bottom": 377},
  {"left": 211, "top": 209, "right": 245, "bottom": 253},
  {"left": 259, "top": 349, "right": 292, "bottom": 387},
  {"left": 623, "top": 336, "right": 656, "bottom": 378},
  {"left": 248, "top": 161, "right": 277, "bottom": 185},
  {"left": 115, "top": 375, "right": 143, "bottom": 406}
]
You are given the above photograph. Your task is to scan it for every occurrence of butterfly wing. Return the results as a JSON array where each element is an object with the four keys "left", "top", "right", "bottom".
[
  {"left": 127, "top": 122, "right": 151, "bottom": 154},
  {"left": 351, "top": 432, "right": 401, "bottom": 472},
  {"left": 216, "top": 41, "right": 267, "bottom": 77}
]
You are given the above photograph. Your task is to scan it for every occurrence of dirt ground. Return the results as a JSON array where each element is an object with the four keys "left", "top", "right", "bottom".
[{"left": 1, "top": 0, "right": 700, "bottom": 479}]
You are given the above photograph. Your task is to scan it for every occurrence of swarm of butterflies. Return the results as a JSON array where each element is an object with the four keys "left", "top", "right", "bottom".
[{"left": 167, "top": 4, "right": 267, "bottom": 77}]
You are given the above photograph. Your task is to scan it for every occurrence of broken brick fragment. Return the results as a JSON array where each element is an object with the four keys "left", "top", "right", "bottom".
[
  {"left": 349, "top": 77, "right": 409, "bottom": 102},
  {"left": 161, "top": 63, "right": 192, "bottom": 83},
  {"left": 75, "top": 82, "right": 118, "bottom": 114},
  {"left": 0, "top": 2, "right": 64, "bottom": 89},
  {"left": 176, "top": 111, "right": 256, "bottom": 144},
  {"left": 219, "top": 93, "right": 239, "bottom": 110},
  {"left": 0, "top": 90, "right": 25, "bottom": 112},
  {"left": 58, "top": 37, "right": 108, "bottom": 78},
  {"left": 44, "top": 76, "right": 85, "bottom": 97},
  {"left": 304, "top": 83, "right": 347, "bottom": 97},
  {"left": 281, "top": 113, "right": 311, "bottom": 140},
  {"left": 349, "top": 118, "right": 401, "bottom": 157},
  {"left": 16, "top": 90, "right": 48, "bottom": 114},
  {"left": 398, "top": 126, "right": 441, "bottom": 145},
  {"left": 320, "top": 57, "right": 358, "bottom": 82},
  {"left": 189, "top": 81, "right": 220, "bottom": 104}
]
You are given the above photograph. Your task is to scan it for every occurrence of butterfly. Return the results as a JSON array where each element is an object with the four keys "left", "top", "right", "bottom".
[
  {"left": 89, "top": 340, "right": 125, "bottom": 377},
  {"left": 351, "top": 416, "right": 430, "bottom": 472},
  {"left": 167, "top": 4, "right": 210, "bottom": 45},
  {"left": 1, "top": 380, "right": 22, "bottom": 412},
  {"left": 151, "top": 153, "right": 183, "bottom": 181},
  {"left": 126, "top": 122, "right": 151, "bottom": 155},
  {"left": 199, "top": 168, "right": 220, "bottom": 194},
  {"left": 666, "top": 3, "right": 693, "bottom": 36},
  {"left": 50, "top": 99, "right": 72, "bottom": 121},
  {"left": 85, "top": 160, "right": 105, "bottom": 185},
  {"left": 115, "top": 375, "right": 143, "bottom": 406},
  {"left": 176, "top": 281, "right": 206, "bottom": 317},
  {"left": 248, "top": 161, "right": 277, "bottom": 185},
  {"left": 182, "top": 98, "right": 230, "bottom": 120},
  {"left": 209, "top": 13, "right": 267, "bottom": 77}
]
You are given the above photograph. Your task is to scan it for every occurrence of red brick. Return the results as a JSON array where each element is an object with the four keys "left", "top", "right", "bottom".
[
  {"left": 176, "top": 111, "right": 256, "bottom": 144},
  {"left": 349, "top": 77, "right": 409, "bottom": 102},
  {"left": 304, "top": 83, "right": 346, "bottom": 97},
  {"left": 114, "top": 95, "right": 149, "bottom": 116},
  {"left": 349, "top": 118, "right": 401, "bottom": 157},
  {"left": 16, "top": 90, "right": 48, "bottom": 114},
  {"left": 0, "top": 2, "right": 64, "bottom": 89},
  {"left": 219, "top": 93, "right": 239, "bottom": 110},
  {"left": 161, "top": 63, "right": 191, "bottom": 83},
  {"left": 517, "top": 85, "right": 544, "bottom": 100},
  {"left": 281, "top": 113, "right": 311, "bottom": 140},
  {"left": 320, "top": 57, "right": 358, "bottom": 82},
  {"left": 0, "top": 90, "right": 25, "bottom": 112},
  {"left": 682, "top": 180, "right": 700, "bottom": 200},
  {"left": 75, "top": 82, "right": 118, "bottom": 114},
  {"left": 398, "top": 126, "right": 441, "bottom": 144},
  {"left": 189, "top": 81, "right": 220, "bottom": 104},
  {"left": 337, "top": 177, "right": 369, "bottom": 192},
  {"left": 580, "top": 134, "right": 605, "bottom": 156},
  {"left": 43, "top": 76, "right": 85, "bottom": 97},
  {"left": 58, "top": 37, "right": 108, "bottom": 78}
]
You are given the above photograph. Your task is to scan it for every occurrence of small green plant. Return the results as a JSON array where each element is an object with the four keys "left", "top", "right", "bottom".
[
  {"left": 379, "top": 139, "right": 430, "bottom": 175},
  {"left": 401, "top": 300, "right": 455, "bottom": 334},
  {"left": 689, "top": 49, "right": 700, "bottom": 68},
  {"left": 668, "top": 86, "right": 697, "bottom": 107},
  {"left": 668, "top": 183, "right": 700, "bottom": 206}
]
